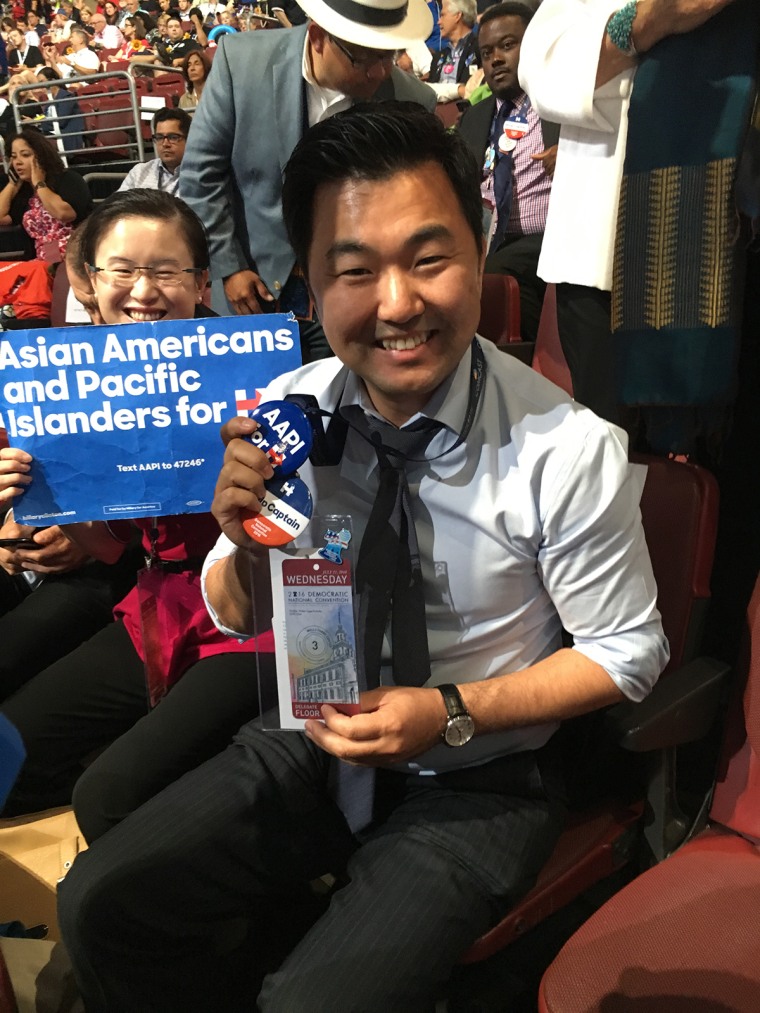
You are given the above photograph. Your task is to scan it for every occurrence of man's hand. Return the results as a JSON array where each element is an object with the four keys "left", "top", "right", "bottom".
[
  {"left": 223, "top": 269, "right": 276, "bottom": 315},
  {"left": 0, "top": 448, "right": 33, "bottom": 507},
  {"left": 531, "top": 144, "right": 557, "bottom": 176},
  {"left": 211, "top": 416, "right": 274, "bottom": 548},
  {"left": 304, "top": 686, "right": 448, "bottom": 766},
  {"left": 0, "top": 522, "right": 89, "bottom": 576}
]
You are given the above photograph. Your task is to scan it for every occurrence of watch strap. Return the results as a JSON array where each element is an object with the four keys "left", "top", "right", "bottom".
[{"left": 438, "top": 683, "right": 467, "bottom": 720}]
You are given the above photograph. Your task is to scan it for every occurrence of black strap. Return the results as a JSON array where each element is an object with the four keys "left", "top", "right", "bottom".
[{"left": 285, "top": 338, "right": 487, "bottom": 469}]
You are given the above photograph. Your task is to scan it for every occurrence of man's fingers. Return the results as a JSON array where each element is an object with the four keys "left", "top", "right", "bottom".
[
  {"left": 220, "top": 416, "right": 257, "bottom": 446},
  {"left": 253, "top": 277, "right": 275, "bottom": 304}
]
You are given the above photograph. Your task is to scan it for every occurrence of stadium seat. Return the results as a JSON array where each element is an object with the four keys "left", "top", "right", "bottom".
[
  {"left": 532, "top": 283, "right": 573, "bottom": 396},
  {"left": 461, "top": 455, "right": 727, "bottom": 963},
  {"left": 152, "top": 75, "right": 185, "bottom": 104},
  {"left": 434, "top": 101, "right": 462, "bottom": 129},
  {"left": 538, "top": 568, "right": 760, "bottom": 1013},
  {"left": 477, "top": 273, "right": 522, "bottom": 348},
  {"left": 479, "top": 273, "right": 535, "bottom": 363},
  {"left": 50, "top": 264, "right": 71, "bottom": 327},
  {"left": 85, "top": 93, "right": 137, "bottom": 160}
]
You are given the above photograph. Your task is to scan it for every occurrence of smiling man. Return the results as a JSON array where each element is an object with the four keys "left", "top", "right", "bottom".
[
  {"left": 458, "top": 1, "right": 558, "bottom": 341},
  {"left": 59, "top": 103, "right": 668, "bottom": 1013}
]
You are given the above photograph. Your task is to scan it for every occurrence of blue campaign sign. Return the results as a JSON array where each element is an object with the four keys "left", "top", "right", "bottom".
[{"left": 0, "top": 313, "right": 302, "bottom": 525}]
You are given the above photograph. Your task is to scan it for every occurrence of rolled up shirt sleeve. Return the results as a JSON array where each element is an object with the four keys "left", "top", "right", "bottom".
[
  {"left": 538, "top": 423, "right": 669, "bottom": 702},
  {"left": 201, "top": 532, "right": 251, "bottom": 640}
]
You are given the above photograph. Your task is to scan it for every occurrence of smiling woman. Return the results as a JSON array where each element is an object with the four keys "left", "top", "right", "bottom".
[
  {"left": 1, "top": 189, "right": 268, "bottom": 847},
  {"left": 82, "top": 187, "right": 208, "bottom": 324}
]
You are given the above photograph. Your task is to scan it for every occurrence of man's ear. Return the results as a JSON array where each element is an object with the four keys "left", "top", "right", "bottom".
[{"left": 308, "top": 21, "right": 327, "bottom": 55}]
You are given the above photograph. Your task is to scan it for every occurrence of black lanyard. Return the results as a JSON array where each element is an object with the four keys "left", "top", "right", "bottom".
[{"left": 287, "top": 338, "right": 487, "bottom": 469}]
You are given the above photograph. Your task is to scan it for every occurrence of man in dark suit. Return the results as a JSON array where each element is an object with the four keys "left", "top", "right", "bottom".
[
  {"left": 458, "top": 1, "right": 558, "bottom": 341},
  {"left": 179, "top": 0, "right": 435, "bottom": 361}
]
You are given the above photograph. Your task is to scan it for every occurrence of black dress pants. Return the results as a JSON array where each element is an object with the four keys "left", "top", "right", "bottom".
[
  {"left": 0, "top": 549, "right": 141, "bottom": 703},
  {"left": 59, "top": 727, "right": 566, "bottom": 1013},
  {"left": 554, "top": 283, "right": 623, "bottom": 426},
  {"left": 485, "top": 232, "right": 547, "bottom": 343},
  {"left": 1, "top": 620, "right": 261, "bottom": 829}
]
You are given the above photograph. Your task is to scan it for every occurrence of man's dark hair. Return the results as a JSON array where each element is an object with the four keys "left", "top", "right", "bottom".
[
  {"left": 80, "top": 188, "right": 209, "bottom": 269},
  {"left": 152, "top": 105, "right": 192, "bottom": 136},
  {"left": 479, "top": 1, "right": 533, "bottom": 33},
  {"left": 282, "top": 102, "right": 483, "bottom": 274}
]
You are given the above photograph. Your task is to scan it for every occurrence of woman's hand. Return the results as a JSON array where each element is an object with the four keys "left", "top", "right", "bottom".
[
  {"left": 30, "top": 155, "right": 45, "bottom": 188},
  {"left": 0, "top": 447, "right": 33, "bottom": 507},
  {"left": 0, "top": 520, "right": 90, "bottom": 576}
]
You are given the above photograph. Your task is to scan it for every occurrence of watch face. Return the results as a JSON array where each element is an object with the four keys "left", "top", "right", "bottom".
[{"left": 444, "top": 714, "right": 475, "bottom": 747}]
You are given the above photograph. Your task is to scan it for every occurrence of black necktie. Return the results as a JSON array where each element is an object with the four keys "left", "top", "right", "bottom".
[
  {"left": 341, "top": 407, "right": 443, "bottom": 690},
  {"left": 490, "top": 99, "right": 514, "bottom": 253}
]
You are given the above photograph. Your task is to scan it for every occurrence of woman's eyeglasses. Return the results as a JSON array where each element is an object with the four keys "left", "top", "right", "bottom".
[{"left": 88, "top": 264, "right": 202, "bottom": 287}]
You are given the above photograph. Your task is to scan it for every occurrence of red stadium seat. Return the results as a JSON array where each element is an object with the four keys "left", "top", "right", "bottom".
[
  {"left": 478, "top": 273, "right": 521, "bottom": 347},
  {"left": 532, "top": 283, "right": 573, "bottom": 397},
  {"left": 461, "top": 455, "right": 725, "bottom": 963},
  {"left": 434, "top": 102, "right": 462, "bottom": 129},
  {"left": 478, "top": 273, "right": 536, "bottom": 364},
  {"left": 538, "top": 568, "right": 760, "bottom": 1013},
  {"left": 152, "top": 75, "right": 185, "bottom": 105}
]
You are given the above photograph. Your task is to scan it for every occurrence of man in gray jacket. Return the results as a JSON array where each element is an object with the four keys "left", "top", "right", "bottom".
[{"left": 180, "top": 0, "right": 436, "bottom": 359}]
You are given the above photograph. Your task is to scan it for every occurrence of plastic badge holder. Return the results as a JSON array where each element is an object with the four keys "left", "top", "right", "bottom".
[{"left": 252, "top": 514, "right": 365, "bottom": 731}]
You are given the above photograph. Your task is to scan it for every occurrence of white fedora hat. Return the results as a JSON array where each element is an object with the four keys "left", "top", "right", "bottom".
[{"left": 299, "top": 0, "right": 433, "bottom": 50}]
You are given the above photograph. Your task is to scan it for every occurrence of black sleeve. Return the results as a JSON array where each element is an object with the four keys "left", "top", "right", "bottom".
[
  {"left": 273, "top": 0, "right": 306, "bottom": 25},
  {"left": 9, "top": 185, "right": 32, "bottom": 228},
  {"left": 52, "top": 170, "right": 93, "bottom": 224}
]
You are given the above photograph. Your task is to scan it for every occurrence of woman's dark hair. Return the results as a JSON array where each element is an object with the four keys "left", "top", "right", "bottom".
[
  {"left": 8, "top": 126, "right": 66, "bottom": 183},
  {"left": 104, "top": 0, "right": 118, "bottom": 22},
  {"left": 282, "top": 102, "right": 483, "bottom": 275},
  {"left": 123, "top": 15, "right": 147, "bottom": 39},
  {"left": 80, "top": 189, "right": 209, "bottom": 269},
  {"left": 181, "top": 47, "right": 210, "bottom": 91},
  {"left": 36, "top": 65, "right": 62, "bottom": 83}
]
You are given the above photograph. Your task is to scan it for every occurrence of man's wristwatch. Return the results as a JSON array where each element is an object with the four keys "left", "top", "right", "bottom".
[{"left": 438, "top": 684, "right": 475, "bottom": 747}]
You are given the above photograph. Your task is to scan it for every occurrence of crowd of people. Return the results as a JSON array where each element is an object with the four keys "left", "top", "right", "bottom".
[{"left": 0, "top": 0, "right": 757, "bottom": 1009}]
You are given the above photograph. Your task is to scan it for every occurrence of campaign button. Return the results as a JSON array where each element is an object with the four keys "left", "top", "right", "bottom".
[
  {"left": 499, "top": 135, "right": 517, "bottom": 152},
  {"left": 246, "top": 400, "right": 313, "bottom": 476},
  {"left": 242, "top": 474, "right": 313, "bottom": 546}
]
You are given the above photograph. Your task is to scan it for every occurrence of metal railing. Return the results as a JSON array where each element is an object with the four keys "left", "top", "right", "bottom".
[{"left": 11, "top": 69, "right": 147, "bottom": 165}]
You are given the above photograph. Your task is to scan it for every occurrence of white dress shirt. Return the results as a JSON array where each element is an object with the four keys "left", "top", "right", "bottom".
[
  {"left": 118, "top": 157, "right": 181, "bottom": 195},
  {"left": 202, "top": 339, "right": 668, "bottom": 772},
  {"left": 301, "top": 35, "right": 352, "bottom": 127}
]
